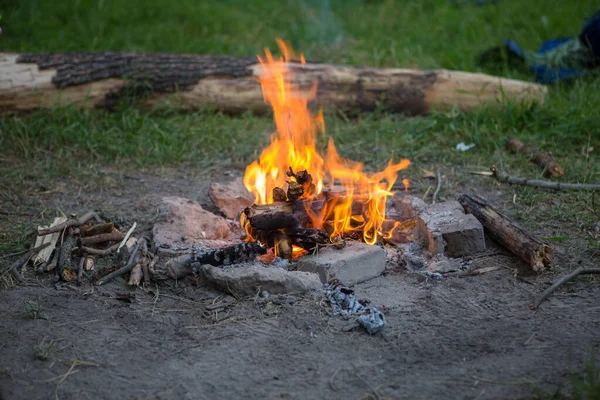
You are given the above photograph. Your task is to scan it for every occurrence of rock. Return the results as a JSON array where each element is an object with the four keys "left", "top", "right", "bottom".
[
  {"left": 153, "top": 197, "right": 232, "bottom": 253},
  {"left": 425, "top": 256, "right": 462, "bottom": 274},
  {"left": 295, "top": 241, "right": 386, "bottom": 286},
  {"left": 209, "top": 178, "right": 255, "bottom": 219},
  {"left": 197, "top": 262, "right": 322, "bottom": 295}
]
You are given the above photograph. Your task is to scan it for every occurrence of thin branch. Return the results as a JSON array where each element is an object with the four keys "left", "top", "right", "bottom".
[
  {"left": 491, "top": 167, "right": 600, "bottom": 191},
  {"left": 6, "top": 243, "right": 51, "bottom": 283},
  {"left": 432, "top": 169, "right": 442, "bottom": 204},
  {"left": 38, "top": 211, "right": 102, "bottom": 236},
  {"left": 79, "top": 231, "right": 125, "bottom": 246},
  {"left": 79, "top": 243, "right": 120, "bottom": 256},
  {"left": 116, "top": 222, "right": 136, "bottom": 254},
  {"left": 96, "top": 238, "right": 147, "bottom": 286},
  {"left": 532, "top": 267, "right": 600, "bottom": 309}
]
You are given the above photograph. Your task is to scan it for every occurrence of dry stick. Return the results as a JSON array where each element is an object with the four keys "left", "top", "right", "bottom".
[
  {"left": 77, "top": 257, "right": 85, "bottom": 282},
  {"left": 532, "top": 267, "right": 600, "bottom": 310},
  {"left": 79, "top": 243, "right": 120, "bottom": 256},
  {"left": 96, "top": 238, "right": 146, "bottom": 286},
  {"left": 432, "top": 169, "right": 442, "bottom": 204},
  {"left": 506, "top": 137, "right": 564, "bottom": 178},
  {"left": 38, "top": 211, "right": 102, "bottom": 236},
  {"left": 491, "top": 167, "right": 600, "bottom": 191},
  {"left": 116, "top": 222, "right": 136, "bottom": 254},
  {"left": 6, "top": 243, "right": 51, "bottom": 283},
  {"left": 79, "top": 231, "right": 125, "bottom": 246},
  {"left": 142, "top": 261, "right": 151, "bottom": 286},
  {"left": 80, "top": 222, "right": 114, "bottom": 237}
]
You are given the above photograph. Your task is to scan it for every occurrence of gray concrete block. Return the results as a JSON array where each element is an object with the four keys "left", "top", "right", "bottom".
[
  {"left": 197, "top": 262, "right": 322, "bottom": 295},
  {"left": 295, "top": 241, "right": 386, "bottom": 286},
  {"left": 418, "top": 201, "right": 485, "bottom": 257}
]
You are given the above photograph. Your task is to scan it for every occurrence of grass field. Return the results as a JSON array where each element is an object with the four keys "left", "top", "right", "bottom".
[{"left": 1, "top": 1, "right": 600, "bottom": 397}]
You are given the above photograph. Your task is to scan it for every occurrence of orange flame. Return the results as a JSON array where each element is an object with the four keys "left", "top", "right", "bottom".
[{"left": 244, "top": 39, "right": 410, "bottom": 245}]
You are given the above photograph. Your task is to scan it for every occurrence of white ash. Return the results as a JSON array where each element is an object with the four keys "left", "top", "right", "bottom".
[{"left": 324, "top": 280, "right": 386, "bottom": 335}]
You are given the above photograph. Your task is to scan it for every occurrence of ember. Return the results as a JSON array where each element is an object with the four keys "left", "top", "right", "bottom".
[{"left": 242, "top": 40, "right": 410, "bottom": 257}]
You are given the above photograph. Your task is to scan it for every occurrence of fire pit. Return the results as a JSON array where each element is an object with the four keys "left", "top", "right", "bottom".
[{"left": 159, "top": 41, "right": 491, "bottom": 287}]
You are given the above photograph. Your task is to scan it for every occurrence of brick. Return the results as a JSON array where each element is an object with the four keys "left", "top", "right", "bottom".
[
  {"left": 295, "top": 241, "right": 386, "bottom": 285},
  {"left": 418, "top": 201, "right": 486, "bottom": 257},
  {"left": 388, "top": 193, "right": 427, "bottom": 219}
]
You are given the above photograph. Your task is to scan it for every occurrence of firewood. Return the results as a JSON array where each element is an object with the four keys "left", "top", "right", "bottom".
[
  {"left": 96, "top": 238, "right": 147, "bottom": 286},
  {"left": 1, "top": 52, "right": 546, "bottom": 115},
  {"left": 163, "top": 242, "right": 267, "bottom": 278},
  {"left": 7, "top": 243, "right": 51, "bottom": 283},
  {"left": 285, "top": 227, "right": 330, "bottom": 251},
  {"left": 506, "top": 138, "right": 564, "bottom": 178},
  {"left": 37, "top": 211, "right": 102, "bottom": 236},
  {"left": 33, "top": 216, "right": 67, "bottom": 265},
  {"left": 128, "top": 264, "right": 143, "bottom": 286},
  {"left": 457, "top": 194, "right": 553, "bottom": 271},
  {"left": 79, "top": 243, "right": 120, "bottom": 256},
  {"left": 286, "top": 181, "right": 304, "bottom": 201},
  {"left": 272, "top": 187, "right": 287, "bottom": 202},
  {"left": 79, "top": 232, "right": 125, "bottom": 246},
  {"left": 58, "top": 232, "right": 77, "bottom": 281},
  {"left": 273, "top": 231, "right": 293, "bottom": 260},
  {"left": 81, "top": 222, "right": 115, "bottom": 237}
]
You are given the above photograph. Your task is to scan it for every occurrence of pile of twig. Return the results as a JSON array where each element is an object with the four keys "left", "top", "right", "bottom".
[{"left": 8, "top": 211, "right": 156, "bottom": 287}]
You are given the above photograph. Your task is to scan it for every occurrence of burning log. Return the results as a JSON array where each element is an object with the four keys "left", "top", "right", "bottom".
[
  {"left": 1, "top": 52, "right": 546, "bottom": 115},
  {"left": 506, "top": 138, "right": 564, "bottom": 178},
  {"left": 457, "top": 194, "right": 553, "bottom": 271}
]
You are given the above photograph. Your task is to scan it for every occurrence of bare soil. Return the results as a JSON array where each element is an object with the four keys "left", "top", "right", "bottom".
[{"left": 1, "top": 168, "right": 599, "bottom": 400}]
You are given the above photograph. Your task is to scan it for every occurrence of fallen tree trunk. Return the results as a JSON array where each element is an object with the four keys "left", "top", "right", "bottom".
[
  {"left": 0, "top": 52, "right": 546, "bottom": 115},
  {"left": 457, "top": 194, "right": 553, "bottom": 272}
]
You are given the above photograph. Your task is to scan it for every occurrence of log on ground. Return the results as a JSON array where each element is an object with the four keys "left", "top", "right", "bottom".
[
  {"left": 458, "top": 194, "right": 553, "bottom": 272},
  {"left": 0, "top": 52, "right": 546, "bottom": 115}
]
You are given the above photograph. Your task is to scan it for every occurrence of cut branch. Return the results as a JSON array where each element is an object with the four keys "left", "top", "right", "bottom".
[
  {"left": 81, "top": 222, "right": 115, "bottom": 237},
  {"left": 38, "top": 212, "right": 102, "bottom": 236},
  {"left": 79, "top": 232, "right": 125, "bottom": 246},
  {"left": 491, "top": 167, "right": 600, "bottom": 191},
  {"left": 7, "top": 243, "right": 51, "bottom": 283},
  {"left": 532, "top": 267, "right": 600, "bottom": 309},
  {"left": 96, "top": 238, "right": 147, "bottom": 286},
  {"left": 458, "top": 194, "right": 553, "bottom": 271},
  {"left": 506, "top": 138, "right": 564, "bottom": 178},
  {"left": 1, "top": 52, "right": 546, "bottom": 115},
  {"left": 79, "top": 243, "right": 120, "bottom": 256}
]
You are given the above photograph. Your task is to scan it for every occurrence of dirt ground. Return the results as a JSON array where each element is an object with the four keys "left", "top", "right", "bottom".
[{"left": 1, "top": 168, "right": 599, "bottom": 400}]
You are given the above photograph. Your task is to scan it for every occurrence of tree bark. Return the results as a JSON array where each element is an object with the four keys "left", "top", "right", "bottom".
[
  {"left": 457, "top": 194, "right": 553, "bottom": 272},
  {"left": 0, "top": 52, "right": 546, "bottom": 115}
]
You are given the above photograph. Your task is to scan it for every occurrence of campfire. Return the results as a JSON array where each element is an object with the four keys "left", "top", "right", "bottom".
[{"left": 240, "top": 40, "right": 411, "bottom": 260}]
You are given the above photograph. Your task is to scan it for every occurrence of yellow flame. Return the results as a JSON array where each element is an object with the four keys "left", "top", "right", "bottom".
[{"left": 244, "top": 39, "right": 410, "bottom": 244}]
